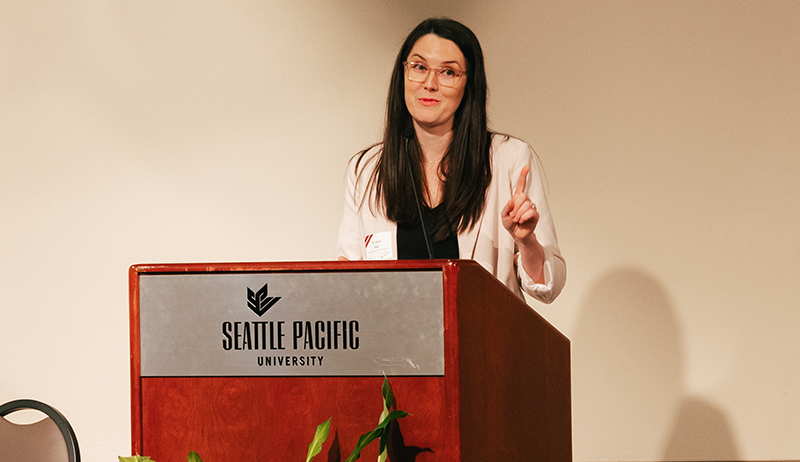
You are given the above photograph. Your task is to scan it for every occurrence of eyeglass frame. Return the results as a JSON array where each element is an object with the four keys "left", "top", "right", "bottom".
[{"left": 402, "top": 61, "right": 467, "bottom": 87}]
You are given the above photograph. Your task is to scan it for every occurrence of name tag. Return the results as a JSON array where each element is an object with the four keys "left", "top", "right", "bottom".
[{"left": 364, "top": 231, "right": 392, "bottom": 260}]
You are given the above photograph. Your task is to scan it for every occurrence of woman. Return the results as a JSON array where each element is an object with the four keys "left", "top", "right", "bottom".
[{"left": 336, "top": 18, "right": 565, "bottom": 304}]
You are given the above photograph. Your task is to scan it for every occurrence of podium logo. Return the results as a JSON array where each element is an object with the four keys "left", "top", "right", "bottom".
[{"left": 247, "top": 283, "right": 281, "bottom": 316}]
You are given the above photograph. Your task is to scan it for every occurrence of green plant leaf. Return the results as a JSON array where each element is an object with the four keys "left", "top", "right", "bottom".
[
  {"left": 344, "top": 410, "right": 409, "bottom": 462},
  {"left": 381, "top": 376, "right": 394, "bottom": 413},
  {"left": 187, "top": 450, "right": 202, "bottom": 462},
  {"left": 306, "top": 417, "right": 332, "bottom": 462},
  {"left": 377, "top": 410, "right": 409, "bottom": 456},
  {"left": 377, "top": 376, "right": 395, "bottom": 462},
  {"left": 119, "top": 457, "right": 153, "bottom": 462}
]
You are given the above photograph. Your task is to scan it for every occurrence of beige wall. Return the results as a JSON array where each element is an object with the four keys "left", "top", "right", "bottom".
[{"left": 1, "top": 1, "right": 798, "bottom": 460}]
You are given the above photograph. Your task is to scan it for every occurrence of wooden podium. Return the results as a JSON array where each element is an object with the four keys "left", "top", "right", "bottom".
[{"left": 129, "top": 260, "right": 571, "bottom": 461}]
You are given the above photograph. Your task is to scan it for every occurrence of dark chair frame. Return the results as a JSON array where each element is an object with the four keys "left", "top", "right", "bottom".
[{"left": 0, "top": 399, "right": 81, "bottom": 462}]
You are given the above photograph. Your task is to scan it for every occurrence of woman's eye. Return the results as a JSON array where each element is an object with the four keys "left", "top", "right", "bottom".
[
  {"left": 441, "top": 68, "right": 457, "bottom": 77},
  {"left": 412, "top": 63, "right": 428, "bottom": 72}
]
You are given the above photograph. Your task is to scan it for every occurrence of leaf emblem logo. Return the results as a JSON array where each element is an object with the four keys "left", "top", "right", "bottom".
[{"left": 247, "top": 283, "right": 281, "bottom": 316}]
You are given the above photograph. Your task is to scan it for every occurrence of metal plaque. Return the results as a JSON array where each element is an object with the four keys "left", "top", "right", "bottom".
[{"left": 138, "top": 271, "right": 444, "bottom": 377}]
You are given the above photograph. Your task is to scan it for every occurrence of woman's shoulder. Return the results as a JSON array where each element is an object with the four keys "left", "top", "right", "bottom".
[
  {"left": 347, "top": 143, "right": 382, "bottom": 174},
  {"left": 353, "top": 143, "right": 382, "bottom": 161},
  {"left": 490, "top": 133, "right": 533, "bottom": 164}
]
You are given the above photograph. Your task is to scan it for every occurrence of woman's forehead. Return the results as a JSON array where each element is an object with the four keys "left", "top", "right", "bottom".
[{"left": 408, "top": 34, "right": 465, "bottom": 66}]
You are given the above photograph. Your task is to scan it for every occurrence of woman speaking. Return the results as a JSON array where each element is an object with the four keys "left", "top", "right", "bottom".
[{"left": 336, "top": 18, "right": 566, "bottom": 304}]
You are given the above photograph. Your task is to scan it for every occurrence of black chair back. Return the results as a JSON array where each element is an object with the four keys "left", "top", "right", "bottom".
[{"left": 0, "top": 399, "right": 80, "bottom": 462}]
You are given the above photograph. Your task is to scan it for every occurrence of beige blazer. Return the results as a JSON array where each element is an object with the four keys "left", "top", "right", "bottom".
[{"left": 335, "top": 135, "right": 566, "bottom": 304}]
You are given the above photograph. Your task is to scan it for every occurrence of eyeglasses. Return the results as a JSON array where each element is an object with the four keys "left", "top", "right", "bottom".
[{"left": 403, "top": 61, "right": 466, "bottom": 88}]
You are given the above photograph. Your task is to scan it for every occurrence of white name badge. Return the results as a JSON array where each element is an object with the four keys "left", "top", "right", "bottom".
[{"left": 364, "top": 231, "right": 393, "bottom": 260}]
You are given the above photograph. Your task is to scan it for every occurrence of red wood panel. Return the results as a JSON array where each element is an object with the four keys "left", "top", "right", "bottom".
[
  {"left": 140, "top": 376, "right": 448, "bottom": 462},
  {"left": 129, "top": 266, "right": 143, "bottom": 453},
  {"left": 130, "top": 261, "right": 466, "bottom": 461},
  {"left": 455, "top": 263, "right": 572, "bottom": 462}
]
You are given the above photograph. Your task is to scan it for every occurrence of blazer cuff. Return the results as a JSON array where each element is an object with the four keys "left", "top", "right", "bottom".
[{"left": 518, "top": 246, "right": 556, "bottom": 302}]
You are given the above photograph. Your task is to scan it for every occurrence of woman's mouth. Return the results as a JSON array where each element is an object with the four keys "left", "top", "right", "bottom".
[{"left": 419, "top": 98, "right": 440, "bottom": 106}]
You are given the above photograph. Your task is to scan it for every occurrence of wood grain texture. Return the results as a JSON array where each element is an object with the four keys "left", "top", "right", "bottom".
[
  {"left": 140, "top": 377, "right": 446, "bottom": 461},
  {"left": 453, "top": 263, "right": 572, "bottom": 461}
]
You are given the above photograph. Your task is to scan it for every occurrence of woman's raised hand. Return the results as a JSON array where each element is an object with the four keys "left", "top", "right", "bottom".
[{"left": 501, "top": 166, "right": 540, "bottom": 244}]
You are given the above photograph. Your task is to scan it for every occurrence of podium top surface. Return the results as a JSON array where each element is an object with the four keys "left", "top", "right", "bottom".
[{"left": 130, "top": 259, "right": 475, "bottom": 275}]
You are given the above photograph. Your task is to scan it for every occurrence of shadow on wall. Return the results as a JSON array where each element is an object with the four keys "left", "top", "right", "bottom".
[
  {"left": 662, "top": 396, "right": 740, "bottom": 461},
  {"left": 571, "top": 268, "right": 740, "bottom": 461}
]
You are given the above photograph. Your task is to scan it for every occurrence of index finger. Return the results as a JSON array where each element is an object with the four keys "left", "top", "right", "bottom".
[{"left": 514, "top": 166, "right": 530, "bottom": 195}]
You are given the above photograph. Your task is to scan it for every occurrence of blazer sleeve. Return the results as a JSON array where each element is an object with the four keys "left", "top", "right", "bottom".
[
  {"left": 335, "top": 155, "right": 365, "bottom": 260},
  {"left": 511, "top": 140, "right": 567, "bottom": 304}
]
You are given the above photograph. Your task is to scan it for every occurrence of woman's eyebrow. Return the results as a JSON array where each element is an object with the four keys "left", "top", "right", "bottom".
[{"left": 410, "top": 54, "right": 462, "bottom": 68}]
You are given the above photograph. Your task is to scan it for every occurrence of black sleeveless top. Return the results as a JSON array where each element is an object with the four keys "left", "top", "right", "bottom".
[{"left": 397, "top": 203, "right": 459, "bottom": 259}]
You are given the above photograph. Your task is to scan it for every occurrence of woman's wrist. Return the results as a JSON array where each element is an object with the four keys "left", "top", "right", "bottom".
[{"left": 518, "top": 235, "right": 546, "bottom": 284}]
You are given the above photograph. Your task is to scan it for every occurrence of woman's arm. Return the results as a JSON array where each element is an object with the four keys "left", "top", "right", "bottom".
[
  {"left": 499, "top": 141, "right": 566, "bottom": 303},
  {"left": 501, "top": 166, "right": 546, "bottom": 284}
]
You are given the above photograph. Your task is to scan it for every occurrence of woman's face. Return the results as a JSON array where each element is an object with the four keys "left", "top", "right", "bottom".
[{"left": 404, "top": 34, "right": 467, "bottom": 135}]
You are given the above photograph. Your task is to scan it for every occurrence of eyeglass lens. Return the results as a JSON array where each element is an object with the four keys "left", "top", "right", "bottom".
[{"left": 406, "top": 62, "right": 461, "bottom": 87}]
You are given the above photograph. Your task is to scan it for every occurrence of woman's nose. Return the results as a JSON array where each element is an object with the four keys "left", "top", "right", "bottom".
[{"left": 423, "top": 68, "right": 439, "bottom": 90}]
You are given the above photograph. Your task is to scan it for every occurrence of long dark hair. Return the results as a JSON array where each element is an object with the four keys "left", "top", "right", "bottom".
[{"left": 357, "top": 17, "right": 492, "bottom": 241}]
